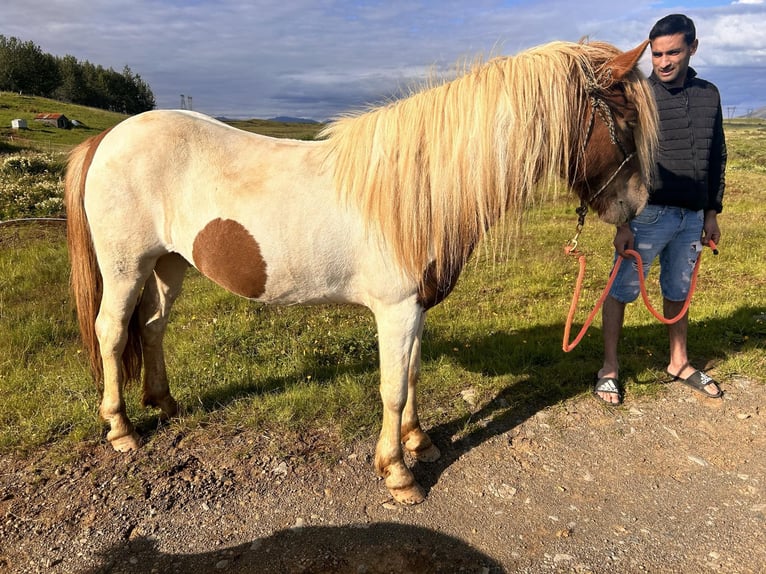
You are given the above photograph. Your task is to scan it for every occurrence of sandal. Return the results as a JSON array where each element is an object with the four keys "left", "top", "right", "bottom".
[
  {"left": 593, "top": 376, "right": 623, "bottom": 405},
  {"left": 670, "top": 363, "right": 723, "bottom": 399}
]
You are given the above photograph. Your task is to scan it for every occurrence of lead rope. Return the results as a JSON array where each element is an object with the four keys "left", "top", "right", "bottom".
[{"left": 562, "top": 236, "right": 717, "bottom": 352}]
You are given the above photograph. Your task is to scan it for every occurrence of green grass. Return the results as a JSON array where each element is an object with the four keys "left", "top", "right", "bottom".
[
  {"left": 0, "top": 121, "right": 764, "bottom": 459},
  {"left": 0, "top": 92, "right": 325, "bottom": 152},
  {"left": 0, "top": 91, "right": 128, "bottom": 151},
  {"left": 225, "top": 118, "right": 324, "bottom": 140}
]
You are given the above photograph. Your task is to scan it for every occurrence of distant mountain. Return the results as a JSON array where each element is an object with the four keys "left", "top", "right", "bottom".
[
  {"left": 737, "top": 106, "right": 766, "bottom": 119},
  {"left": 268, "top": 116, "right": 319, "bottom": 124}
]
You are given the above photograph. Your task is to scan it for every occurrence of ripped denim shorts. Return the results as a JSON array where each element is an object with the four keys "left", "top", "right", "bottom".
[{"left": 609, "top": 204, "right": 704, "bottom": 304}]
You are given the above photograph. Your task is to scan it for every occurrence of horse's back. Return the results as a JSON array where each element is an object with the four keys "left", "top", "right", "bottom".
[
  {"left": 80, "top": 110, "right": 391, "bottom": 306},
  {"left": 83, "top": 109, "right": 330, "bottom": 251}
]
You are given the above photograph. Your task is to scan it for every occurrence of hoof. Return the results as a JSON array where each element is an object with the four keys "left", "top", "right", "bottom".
[
  {"left": 389, "top": 483, "right": 426, "bottom": 505},
  {"left": 410, "top": 443, "right": 441, "bottom": 463},
  {"left": 109, "top": 432, "right": 141, "bottom": 452},
  {"left": 143, "top": 395, "right": 179, "bottom": 419},
  {"left": 402, "top": 430, "right": 441, "bottom": 463},
  {"left": 380, "top": 461, "right": 426, "bottom": 504}
]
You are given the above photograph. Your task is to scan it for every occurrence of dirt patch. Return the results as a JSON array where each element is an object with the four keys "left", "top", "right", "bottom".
[{"left": 1, "top": 375, "right": 765, "bottom": 573}]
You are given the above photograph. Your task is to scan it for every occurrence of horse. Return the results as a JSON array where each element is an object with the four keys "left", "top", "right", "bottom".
[{"left": 65, "top": 39, "right": 658, "bottom": 504}]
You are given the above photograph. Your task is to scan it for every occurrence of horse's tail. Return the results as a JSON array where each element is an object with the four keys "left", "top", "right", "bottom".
[{"left": 65, "top": 129, "right": 143, "bottom": 388}]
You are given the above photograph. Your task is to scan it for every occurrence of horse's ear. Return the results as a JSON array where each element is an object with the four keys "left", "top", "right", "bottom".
[{"left": 602, "top": 40, "right": 650, "bottom": 83}]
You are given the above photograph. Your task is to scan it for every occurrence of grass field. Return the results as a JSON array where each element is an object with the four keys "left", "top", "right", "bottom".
[
  {"left": 0, "top": 92, "right": 325, "bottom": 152},
  {"left": 1, "top": 110, "right": 764, "bottom": 461}
]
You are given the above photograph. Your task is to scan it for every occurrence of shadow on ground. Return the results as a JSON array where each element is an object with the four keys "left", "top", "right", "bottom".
[
  {"left": 411, "top": 304, "right": 764, "bottom": 495},
  {"left": 86, "top": 522, "right": 505, "bottom": 574},
  {"left": 130, "top": 304, "right": 763, "bottom": 498}
]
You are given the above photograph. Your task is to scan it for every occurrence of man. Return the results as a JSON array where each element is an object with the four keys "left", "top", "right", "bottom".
[{"left": 594, "top": 13, "right": 726, "bottom": 405}]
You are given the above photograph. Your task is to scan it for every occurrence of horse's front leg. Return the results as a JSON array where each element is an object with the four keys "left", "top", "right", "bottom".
[
  {"left": 373, "top": 300, "right": 426, "bottom": 504},
  {"left": 401, "top": 309, "right": 440, "bottom": 462}
]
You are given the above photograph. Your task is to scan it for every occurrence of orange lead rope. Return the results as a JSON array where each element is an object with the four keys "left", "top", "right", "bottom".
[{"left": 562, "top": 239, "right": 717, "bottom": 352}]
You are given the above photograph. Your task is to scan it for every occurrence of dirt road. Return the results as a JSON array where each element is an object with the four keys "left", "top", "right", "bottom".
[{"left": 1, "top": 374, "right": 764, "bottom": 573}]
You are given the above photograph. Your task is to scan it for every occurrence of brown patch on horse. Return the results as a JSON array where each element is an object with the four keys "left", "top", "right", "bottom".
[
  {"left": 192, "top": 218, "right": 268, "bottom": 298},
  {"left": 417, "top": 261, "right": 463, "bottom": 310}
]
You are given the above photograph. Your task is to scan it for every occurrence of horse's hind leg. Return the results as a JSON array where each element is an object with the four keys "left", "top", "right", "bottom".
[
  {"left": 138, "top": 253, "right": 188, "bottom": 418},
  {"left": 96, "top": 262, "right": 155, "bottom": 452},
  {"left": 401, "top": 310, "right": 441, "bottom": 462}
]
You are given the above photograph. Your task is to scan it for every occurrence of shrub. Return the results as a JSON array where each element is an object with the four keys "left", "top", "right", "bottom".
[{"left": 0, "top": 152, "right": 65, "bottom": 220}]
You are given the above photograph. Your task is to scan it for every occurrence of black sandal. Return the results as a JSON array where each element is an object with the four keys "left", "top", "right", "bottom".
[
  {"left": 593, "top": 376, "right": 623, "bottom": 405},
  {"left": 670, "top": 364, "right": 723, "bottom": 398}
]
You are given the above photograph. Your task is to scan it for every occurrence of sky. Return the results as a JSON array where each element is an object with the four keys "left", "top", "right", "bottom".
[{"left": 2, "top": 0, "right": 765, "bottom": 121}]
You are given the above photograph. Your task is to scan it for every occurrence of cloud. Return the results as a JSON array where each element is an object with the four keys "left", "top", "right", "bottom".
[{"left": 1, "top": 0, "right": 764, "bottom": 118}]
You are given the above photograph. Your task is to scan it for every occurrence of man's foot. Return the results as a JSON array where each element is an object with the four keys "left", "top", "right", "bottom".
[
  {"left": 668, "top": 363, "right": 723, "bottom": 398},
  {"left": 594, "top": 376, "right": 623, "bottom": 405}
]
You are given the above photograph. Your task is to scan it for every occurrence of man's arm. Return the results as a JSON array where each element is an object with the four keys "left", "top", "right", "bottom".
[{"left": 708, "top": 92, "right": 727, "bottom": 214}]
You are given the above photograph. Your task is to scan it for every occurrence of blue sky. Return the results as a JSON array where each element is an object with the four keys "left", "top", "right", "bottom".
[{"left": 2, "top": 0, "right": 764, "bottom": 120}]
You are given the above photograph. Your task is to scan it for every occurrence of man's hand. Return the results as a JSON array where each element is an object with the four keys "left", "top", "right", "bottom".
[
  {"left": 703, "top": 210, "right": 721, "bottom": 247},
  {"left": 613, "top": 224, "right": 634, "bottom": 257}
]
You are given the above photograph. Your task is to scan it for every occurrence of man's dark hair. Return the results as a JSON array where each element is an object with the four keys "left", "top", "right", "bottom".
[{"left": 650, "top": 14, "right": 696, "bottom": 45}]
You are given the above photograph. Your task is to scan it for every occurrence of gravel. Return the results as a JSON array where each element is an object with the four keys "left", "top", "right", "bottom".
[{"left": 1, "top": 374, "right": 765, "bottom": 573}]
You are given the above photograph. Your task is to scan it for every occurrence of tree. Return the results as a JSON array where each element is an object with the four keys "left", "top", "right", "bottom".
[
  {"left": 53, "top": 54, "right": 88, "bottom": 103},
  {"left": 0, "top": 36, "right": 60, "bottom": 96},
  {"left": 120, "top": 66, "right": 156, "bottom": 114},
  {"left": 0, "top": 34, "right": 155, "bottom": 114}
]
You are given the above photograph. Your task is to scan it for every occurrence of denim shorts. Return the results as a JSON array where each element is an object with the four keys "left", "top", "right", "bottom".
[{"left": 609, "top": 204, "right": 704, "bottom": 303}]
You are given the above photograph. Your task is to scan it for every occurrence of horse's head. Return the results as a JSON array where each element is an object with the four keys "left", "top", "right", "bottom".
[{"left": 572, "top": 41, "right": 658, "bottom": 226}]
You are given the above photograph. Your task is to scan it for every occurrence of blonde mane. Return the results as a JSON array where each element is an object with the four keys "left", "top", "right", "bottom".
[{"left": 320, "top": 40, "right": 657, "bottom": 284}]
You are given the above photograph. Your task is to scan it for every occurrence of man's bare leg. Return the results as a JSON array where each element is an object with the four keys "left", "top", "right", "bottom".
[
  {"left": 597, "top": 295, "right": 626, "bottom": 404},
  {"left": 664, "top": 298, "right": 721, "bottom": 397}
]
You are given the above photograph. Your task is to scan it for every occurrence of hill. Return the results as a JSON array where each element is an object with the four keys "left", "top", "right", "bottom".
[
  {"left": 740, "top": 105, "right": 766, "bottom": 119},
  {"left": 269, "top": 116, "right": 319, "bottom": 124},
  {"left": 0, "top": 91, "right": 128, "bottom": 149},
  {"left": 1, "top": 93, "right": 324, "bottom": 151}
]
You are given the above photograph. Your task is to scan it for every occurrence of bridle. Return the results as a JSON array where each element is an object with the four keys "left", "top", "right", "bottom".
[
  {"left": 570, "top": 75, "right": 636, "bottom": 243},
  {"left": 583, "top": 93, "right": 635, "bottom": 202}
]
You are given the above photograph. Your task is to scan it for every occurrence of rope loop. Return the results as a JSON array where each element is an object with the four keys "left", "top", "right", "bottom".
[{"left": 562, "top": 241, "right": 717, "bottom": 352}]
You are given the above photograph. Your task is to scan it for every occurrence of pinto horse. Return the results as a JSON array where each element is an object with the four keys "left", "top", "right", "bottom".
[{"left": 66, "top": 40, "right": 657, "bottom": 504}]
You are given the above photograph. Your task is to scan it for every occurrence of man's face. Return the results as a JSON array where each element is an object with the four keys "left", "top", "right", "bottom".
[{"left": 651, "top": 32, "right": 698, "bottom": 87}]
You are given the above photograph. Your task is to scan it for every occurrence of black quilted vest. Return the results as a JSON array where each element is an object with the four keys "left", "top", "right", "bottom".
[{"left": 648, "top": 68, "right": 726, "bottom": 213}]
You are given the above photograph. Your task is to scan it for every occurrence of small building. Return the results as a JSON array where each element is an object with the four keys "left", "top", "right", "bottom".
[
  {"left": 34, "top": 113, "right": 71, "bottom": 129},
  {"left": 11, "top": 118, "right": 27, "bottom": 129}
]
